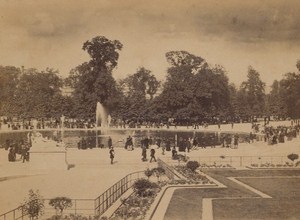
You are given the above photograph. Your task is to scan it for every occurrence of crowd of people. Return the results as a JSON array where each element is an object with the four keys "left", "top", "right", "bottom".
[
  {"left": 2, "top": 119, "right": 300, "bottom": 166},
  {"left": 262, "top": 125, "right": 300, "bottom": 145},
  {"left": 5, "top": 135, "right": 32, "bottom": 163},
  {"left": 0, "top": 116, "right": 283, "bottom": 131}
]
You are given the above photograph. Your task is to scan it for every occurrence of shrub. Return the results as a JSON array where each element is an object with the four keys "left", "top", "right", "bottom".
[
  {"left": 47, "top": 214, "right": 101, "bottom": 220},
  {"left": 151, "top": 167, "right": 165, "bottom": 182},
  {"left": 287, "top": 153, "right": 299, "bottom": 163},
  {"left": 186, "top": 161, "right": 200, "bottom": 172},
  {"left": 132, "top": 179, "right": 159, "bottom": 197},
  {"left": 144, "top": 168, "right": 153, "bottom": 179},
  {"left": 22, "top": 189, "right": 44, "bottom": 220},
  {"left": 49, "top": 197, "right": 72, "bottom": 216}
]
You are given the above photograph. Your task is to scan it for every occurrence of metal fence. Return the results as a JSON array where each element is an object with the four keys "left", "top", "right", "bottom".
[
  {"left": 157, "top": 158, "right": 182, "bottom": 180},
  {"left": 0, "top": 171, "right": 145, "bottom": 220},
  {"left": 164, "top": 155, "right": 292, "bottom": 167},
  {"left": 94, "top": 171, "right": 145, "bottom": 217},
  {"left": 0, "top": 205, "right": 27, "bottom": 220}
]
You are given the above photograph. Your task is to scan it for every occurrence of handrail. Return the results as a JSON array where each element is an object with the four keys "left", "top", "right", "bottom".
[
  {"left": 94, "top": 170, "right": 145, "bottom": 217},
  {"left": 0, "top": 171, "right": 145, "bottom": 220},
  {"left": 157, "top": 158, "right": 182, "bottom": 180}
]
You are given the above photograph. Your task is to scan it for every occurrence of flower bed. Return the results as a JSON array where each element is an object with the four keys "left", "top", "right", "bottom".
[
  {"left": 199, "top": 163, "right": 233, "bottom": 169},
  {"left": 110, "top": 180, "right": 165, "bottom": 220},
  {"left": 174, "top": 165, "right": 214, "bottom": 184},
  {"left": 248, "top": 162, "right": 300, "bottom": 169}
]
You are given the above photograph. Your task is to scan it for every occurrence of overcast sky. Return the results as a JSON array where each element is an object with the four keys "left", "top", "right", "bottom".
[{"left": 1, "top": 0, "right": 300, "bottom": 88}]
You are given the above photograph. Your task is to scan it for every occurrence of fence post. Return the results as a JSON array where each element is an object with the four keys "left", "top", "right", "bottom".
[
  {"left": 74, "top": 200, "right": 77, "bottom": 215},
  {"left": 22, "top": 206, "right": 24, "bottom": 220},
  {"left": 240, "top": 156, "right": 242, "bottom": 167},
  {"left": 271, "top": 157, "right": 273, "bottom": 165},
  {"left": 94, "top": 199, "right": 97, "bottom": 216}
]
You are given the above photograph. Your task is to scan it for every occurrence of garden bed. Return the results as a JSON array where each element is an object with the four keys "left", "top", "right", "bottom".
[
  {"left": 109, "top": 180, "right": 167, "bottom": 220},
  {"left": 173, "top": 165, "right": 215, "bottom": 184},
  {"left": 247, "top": 162, "right": 300, "bottom": 169},
  {"left": 198, "top": 163, "right": 234, "bottom": 169}
]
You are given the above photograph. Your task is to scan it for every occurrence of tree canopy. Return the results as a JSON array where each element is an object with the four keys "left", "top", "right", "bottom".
[{"left": 1, "top": 35, "right": 300, "bottom": 123}]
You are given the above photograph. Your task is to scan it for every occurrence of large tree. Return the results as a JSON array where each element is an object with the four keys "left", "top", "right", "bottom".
[
  {"left": 279, "top": 69, "right": 300, "bottom": 119},
  {"left": 12, "top": 68, "right": 64, "bottom": 118},
  {"left": 118, "top": 67, "right": 160, "bottom": 121},
  {"left": 238, "top": 66, "right": 266, "bottom": 119},
  {"left": 67, "top": 36, "right": 123, "bottom": 118},
  {"left": 162, "top": 51, "right": 205, "bottom": 114},
  {"left": 0, "top": 66, "right": 21, "bottom": 116},
  {"left": 266, "top": 80, "right": 287, "bottom": 119},
  {"left": 154, "top": 51, "right": 231, "bottom": 122}
]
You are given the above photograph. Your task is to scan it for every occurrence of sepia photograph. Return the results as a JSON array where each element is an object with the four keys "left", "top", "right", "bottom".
[{"left": 1, "top": 0, "right": 300, "bottom": 219}]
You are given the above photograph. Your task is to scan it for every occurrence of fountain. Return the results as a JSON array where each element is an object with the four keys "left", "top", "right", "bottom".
[{"left": 96, "top": 102, "right": 108, "bottom": 128}]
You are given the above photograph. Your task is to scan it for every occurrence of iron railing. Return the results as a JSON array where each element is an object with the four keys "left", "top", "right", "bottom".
[
  {"left": 165, "top": 155, "right": 292, "bottom": 167},
  {"left": 157, "top": 158, "right": 182, "bottom": 180},
  {"left": 94, "top": 171, "right": 144, "bottom": 216},
  {"left": 0, "top": 171, "right": 145, "bottom": 220}
]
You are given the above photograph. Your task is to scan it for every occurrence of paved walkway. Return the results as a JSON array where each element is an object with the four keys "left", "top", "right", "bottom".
[{"left": 0, "top": 147, "right": 158, "bottom": 214}]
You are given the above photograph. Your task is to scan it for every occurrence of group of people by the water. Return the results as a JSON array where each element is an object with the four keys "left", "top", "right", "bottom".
[
  {"left": 262, "top": 124, "right": 300, "bottom": 145},
  {"left": 5, "top": 138, "right": 31, "bottom": 162},
  {"left": 3, "top": 119, "right": 300, "bottom": 166},
  {"left": 2, "top": 116, "right": 289, "bottom": 131}
]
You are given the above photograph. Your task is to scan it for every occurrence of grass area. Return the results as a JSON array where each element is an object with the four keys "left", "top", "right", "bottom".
[
  {"left": 205, "top": 169, "right": 300, "bottom": 178},
  {"left": 164, "top": 186, "right": 257, "bottom": 220},
  {"left": 164, "top": 170, "right": 300, "bottom": 220},
  {"left": 213, "top": 199, "right": 300, "bottom": 220},
  {"left": 237, "top": 177, "right": 300, "bottom": 198},
  {"left": 163, "top": 189, "right": 204, "bottom": 220}
]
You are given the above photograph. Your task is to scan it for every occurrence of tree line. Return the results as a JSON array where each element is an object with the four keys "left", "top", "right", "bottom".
[{"left": 1, "top": 35, "right": 300, "bottom": 123}]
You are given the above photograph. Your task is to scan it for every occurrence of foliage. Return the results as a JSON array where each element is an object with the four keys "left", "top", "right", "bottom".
[
  {"left": 3, "top": 68, "right": 67, "bottom": 118},
  {"left": 153, "top": 51, "right": 231, "bottom": 121},
  {"left": 22, "top": 189, "right": 44, "bottom": 219},
  {"left": 238, "top": 66, "right": 266, "bottom": 118},
  {"left": 1, "top": 40, "right": 300, "bottom": 122},
  {"left": 47, "top": 214, "right": 101, "bottom": 220},
  {"left": 132, "top": 179, "right": 159, "bottom": 197},
  {"left": 49, "top": 197, "right": 72, "bottom": 215},
  {"left": 144, "top": 168, "right": 153, "bottom": 179},
  {"left": 174, "top": 165, "right": 212, "bottom": 184},
  {"left": 67, "top": 36, "right": 123, "bottom": 119},
  {"left": 266, "top": 80, "right": 287, "bottom": 118},
  {"left": 278, "top": 70, "right": 300, "bottom": 119},
  {"left": 151, "top": 167, "right": 165, "bottom": 181},
  {"left": 0, "top": 65, "right": 21, "bottom": 116},
  {"left": 113, "top": 194, "right": 155, "bottom": 220},
  {"left": 186, "top": 161, "right": 200, "bottom": 172},
  {"left": 118, "top": 67, "right": 160, "bottom": 121},
  {"left": 287, "top": 153, "right": 299, "bottom": 162}
]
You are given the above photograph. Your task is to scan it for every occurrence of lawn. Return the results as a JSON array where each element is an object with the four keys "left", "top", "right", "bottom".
[
  {"left": 237, "top": 177, "right": 300, "bottom": 198},
  {"left": 213, "top": 198, "right": 300, "bottom": 220},
  {"left": 164, "top": 170, "right": 300, "bottom": 220}
]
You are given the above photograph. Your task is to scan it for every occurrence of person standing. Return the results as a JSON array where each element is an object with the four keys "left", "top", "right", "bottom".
[
  {"left": 150, "top": 148, "right": 156, "bottom": 163},
  {"left": 109, "top": 147, "right": 115, "bottom": 164},
  {"left": 142, "top": 146, "right": 147, "bottom": 161},
  {"left": 161, "top": 140, "right": 166, "bottom": 155},
  {"left": 108, "top": 136, "right": 112, "bottom": 149}
]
